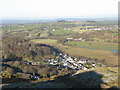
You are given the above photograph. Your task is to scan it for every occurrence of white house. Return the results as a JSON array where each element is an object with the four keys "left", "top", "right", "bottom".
[
  {"left": 67, "top": 38, "right": 73, "bottom": 40},
  {"left": 83, "top": 67, "right": 88, "bottom": 70},
  {"left": 77, "top": 60, "right": 86, "bottom": 64},
  {"left": 63, "top": 62, "right": 68, "bottom": 66}
]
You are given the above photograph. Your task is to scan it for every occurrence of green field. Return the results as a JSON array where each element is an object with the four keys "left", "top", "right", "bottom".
[
  {"left": 50, "top": 30, "right": 73, "bottom": 35},
  {"left": 31, "top": 39, "right": 57, "bottom": 44},
  {"left": 65, "top": 41, "right": 118, "bottom": 51}
]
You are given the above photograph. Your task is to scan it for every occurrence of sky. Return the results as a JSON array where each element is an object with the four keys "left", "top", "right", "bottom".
[{"left": 1, "top": 0, "right": 119, "bottom": 19}]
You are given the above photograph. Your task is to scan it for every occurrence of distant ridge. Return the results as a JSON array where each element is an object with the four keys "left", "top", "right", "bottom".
[{"left": 2, "top": 17, "right": 117, "bottom": 24}]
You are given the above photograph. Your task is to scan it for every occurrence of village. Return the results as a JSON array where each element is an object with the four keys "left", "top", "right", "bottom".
[
  {"left": 15, "top": 53, "right": 105, "bottom": 80},
  {"left": 67, "top": 37, "right": 85, "bottom": 41},
  {"left": 23, "top": 53, "right": 104, "bottom": 71},
  {"left": 47, "top": 53, "right": 104, "bottom": 70}
]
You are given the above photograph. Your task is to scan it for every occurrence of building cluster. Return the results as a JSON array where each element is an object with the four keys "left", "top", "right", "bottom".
[
  {"left": 79, "top": 25, "right": 117, "bottom": 31},
  {"left": 80, "top": 27, "right": 102, "bottom": 30},
  {"left": 67, "top": 37, "right": 85, "bottom": 41},
  {"left": 47, "top": 53, "right": 99, "bottom": 70},
  {"left": 16, "top": 53, "right": 104, "bottom": 80},
  {"left": 23, "top": 53, "right": 101, "bottom": 71}
]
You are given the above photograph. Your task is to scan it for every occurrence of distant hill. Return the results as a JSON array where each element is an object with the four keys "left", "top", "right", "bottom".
[
  {"left": 2, "top": 17, "right": 117, "bottom": 24},
  {"left": 56, "top": 17, "right": 117, "bottom": 21}
]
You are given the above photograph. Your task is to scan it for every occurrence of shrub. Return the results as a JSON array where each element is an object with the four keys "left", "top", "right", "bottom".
[
  {"left": 38, "top": 67, "right": 50, "bottom": 78},
  {"left": 13, "top": 61, "right": 21, "bottom": 67},
  {"left": 22, "top": 66, "right": 36, "bottom": 74},
  {"left": 16, "top": 73, "right": 31, "bottom": 79},
  {"left": 50, "top": 68, "right": 58, "bottom": 76},
  {"left": 5, "top": 67, "right": 15, "bottom": 76}
]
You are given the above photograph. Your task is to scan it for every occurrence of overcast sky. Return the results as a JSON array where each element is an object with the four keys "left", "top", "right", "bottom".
[{"left": 1, "top": 0, "right": 119, "bottom": 19}]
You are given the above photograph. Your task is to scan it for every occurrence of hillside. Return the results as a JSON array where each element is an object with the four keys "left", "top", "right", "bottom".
[
  {"left": 2, "top": 66, "right": 118, "bottom": 89},
  {"left": 2, "top": 36, "right": 62, "bottom": 62}
]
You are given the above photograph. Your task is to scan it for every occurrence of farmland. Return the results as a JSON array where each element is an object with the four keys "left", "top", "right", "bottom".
[
  {"left": 1, "top": 20, "right": 119, "bottom": 88},
  {"left": 65, "top": 41, "right": 118, "bottom": 51},
  {"left": 2, "top": 21, "right": 118, "bottom": 66}
]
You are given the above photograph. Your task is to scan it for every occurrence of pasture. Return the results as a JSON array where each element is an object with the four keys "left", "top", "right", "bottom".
[
  {"left": 65, "top": 41, "right": 118, "bottom": 51},
  {"left": 50, "top": 29, "right": 73, "bottom": 36}
]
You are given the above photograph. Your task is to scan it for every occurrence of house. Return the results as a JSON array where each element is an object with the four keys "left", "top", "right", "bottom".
[
  {"left": 49, "top": 61, "right": 56, "bottom": 65},
  {"left": 49, "top": 62, "right": 54, "bottom": 65},
  {"left": 82, "top": 39, "right": 85, "bottom": 42},
  {"left": 92, "top": 63, "right": 96, "bottom": 67},
  {"left": 30, "top": 75, "right": 40, "bottom": 80},
  {"left": 69, "top": 65, "right": 74, "bottom": 68},
  {"left": 59, "top": 53, "right": 63, "bottom": 56},
  {"left": 93, "top": 28, "right": 101, "bottom": 30},
  {"left": 74, "top": 39, "right": 78, "bottom": 41},
  {"left": 64, "top": 28, "right": 67, "bottom": 30},
  {"left": 57, "top": 20, "right": 67, "bottom": 22},
  {"left": 31, "top": 62, "right": 40, "bottom": 65},
  {"left": 67, "top": 28, "right": 70, "bottom": 30},
  {"left": 67, "top": 38, "right": 73, "bottom": 40},
  {"left": 24, "top": 61, "right": 31, "bottom": 65},
  {"left": 74, "top": 58, "right": 77, "bottom": 61},
  {"left": 73, "top": 63, "right": 78, "bottom": 66},
  {"left": 77, "top": 60, "right": 86, "bottom": 64},
  {"left": 77, "top": 66, "right": 82, "bottom": 70},
  {"left": 69, "top": 60, "right": 75, "bottom": 63},
  {"left": 19, "top": 25, "right": 24, "bottom": 27},
  {"left": 63, "top": 62, "right": 68, "bottom": 66},
  {"left": 64, "top": 54, "right": 67, "bottom": 57},
  {"left": 83, "top": 67, "right": 88, "bottom": 70},
  {"left": 52, "top": 29, "right": 55, "bottom": 31},
  {"left": 54, "top": 60, "right": 58, "bottom": 63}
]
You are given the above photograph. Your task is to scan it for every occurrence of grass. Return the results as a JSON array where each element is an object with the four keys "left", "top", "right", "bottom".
[
  {"left": 50, "top": 30, "right": 73, "bottom": 35},
  {"left": 65, "top": 41, "right": 118, "bottom": 51},
  {"left": 40, "top": 33, "right": 49, "bottom": 37},
  {"left": 72, "top": 30, "right": 89, "bottom": 33},
  {"left": 59, "top": 45, "right": 118, "bottom": 66},
  {"left": 31, "top": 39, "right": 57, "bottom": 44},
  {"left": 93, "top": 38, "right": 105, "bottom": 42}
]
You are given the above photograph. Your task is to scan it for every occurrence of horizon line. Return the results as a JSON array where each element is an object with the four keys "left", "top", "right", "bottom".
[{"left": 2, "top": 16, "right": 118, "bottom": 20}]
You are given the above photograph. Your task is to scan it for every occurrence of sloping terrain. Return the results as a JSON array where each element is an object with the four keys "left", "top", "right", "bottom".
[
  {"left": 2, "top": 66, "right": 118, "bottom": 89},
  {"left": 2, "top": 36, "right": 62, "bottom": 62}
]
